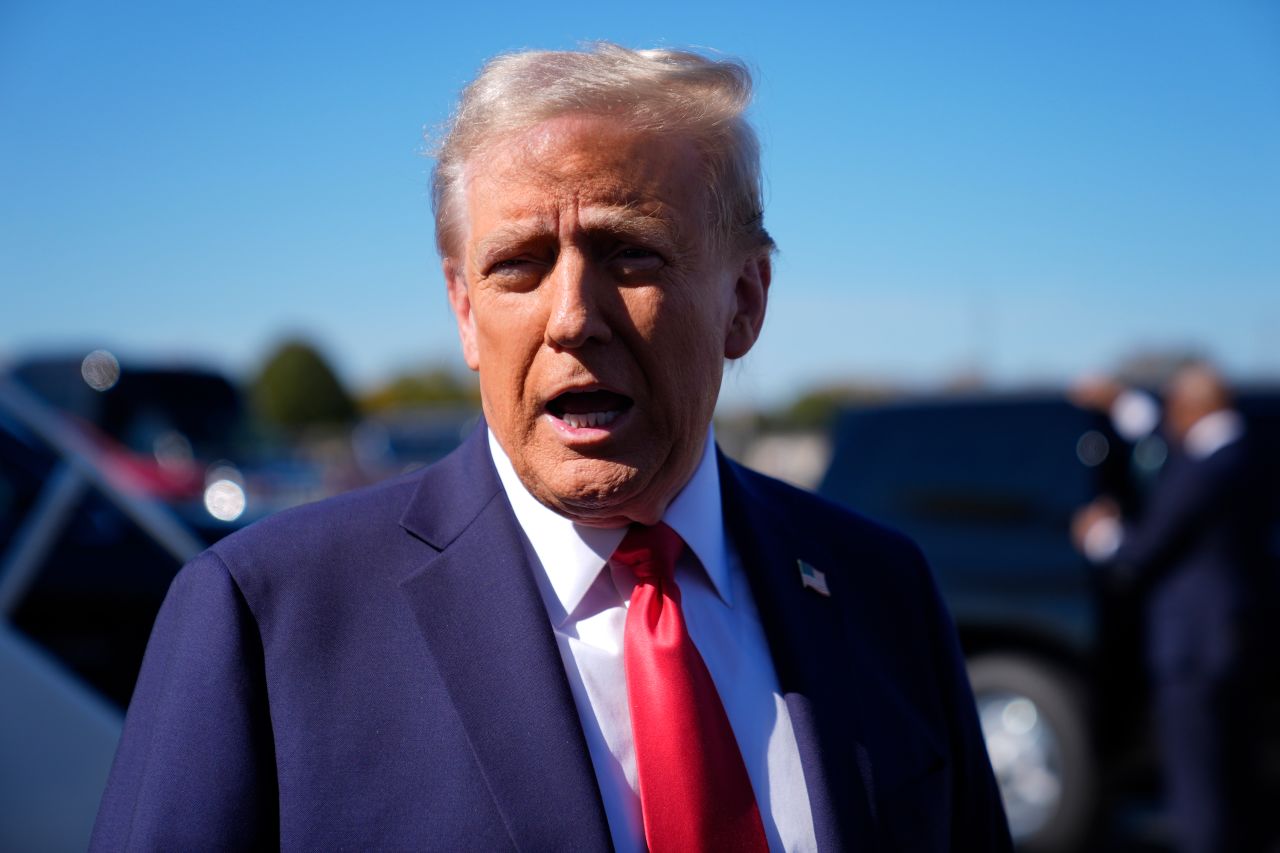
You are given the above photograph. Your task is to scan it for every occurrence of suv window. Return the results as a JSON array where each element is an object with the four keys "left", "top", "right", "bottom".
[
  {"left": 0, "top": 409, "right": 189, "bottom": 708},
  {"left": 823, "top": 399, "right": 1113, "bottom": 528},
  {"left": 0, "top": 412, "right": 57, "bottom": 555},
  {"left": 9, "top": 483, "right": 182, "bottom": 708},
  {"left": 819, "top": 398, "right": 1127, "bottom": 596}
]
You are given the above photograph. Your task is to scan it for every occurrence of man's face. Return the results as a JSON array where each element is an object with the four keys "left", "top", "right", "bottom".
[
  {"left": 1163, "top": 366, "right": 1226, "bottom": 444},
  {"left": 445, "top": 115, "right": 769, "bottom": 527}
]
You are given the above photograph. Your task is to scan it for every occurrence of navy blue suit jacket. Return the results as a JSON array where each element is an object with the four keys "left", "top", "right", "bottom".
[
  {"left": 1115, "top": 435, "right": 1272, "bottom": 679},
  {"left": 92, "top": 425, "right": 1010, "bottom": 851}
]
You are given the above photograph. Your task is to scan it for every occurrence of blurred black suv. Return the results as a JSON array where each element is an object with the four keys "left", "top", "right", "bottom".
[
  {"left": 0, "top": 371, "right": 252, "bottom": 851},
  {"left": 818, "top": 391, "right": 1280, "bottom": 852}
]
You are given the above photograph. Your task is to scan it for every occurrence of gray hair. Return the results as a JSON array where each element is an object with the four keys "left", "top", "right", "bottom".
[{"left": 430, "top": 43, "right": 773, "bottom": 260}]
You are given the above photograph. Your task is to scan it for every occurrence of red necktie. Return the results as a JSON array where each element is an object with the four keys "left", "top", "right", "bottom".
[{"left": 612, "top": 522, "right": 769, "bottom": 853}]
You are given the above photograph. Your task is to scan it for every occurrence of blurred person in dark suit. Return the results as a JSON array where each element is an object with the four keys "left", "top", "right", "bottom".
[
  {"left": 90, "top": 44, "right": 1009, "bottom": 851},
  {"left": 1074, "top": 363, "right": 1273, "bottom": 853}
]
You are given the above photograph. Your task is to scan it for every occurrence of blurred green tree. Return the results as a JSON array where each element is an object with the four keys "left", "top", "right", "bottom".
[
  {"left": 251, "top": 339, "right": 356, "bottom": 431},
  {"left": 360, "top": 367, "right": 480, "bottom": 413}
]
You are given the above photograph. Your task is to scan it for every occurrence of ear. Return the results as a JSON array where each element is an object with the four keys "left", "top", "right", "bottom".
[
  {"left": 444, "top": 258, "right": 481, "bottom": 371},
  {"left": 724, "top": 252, "right": 771, "bottom": 360}
]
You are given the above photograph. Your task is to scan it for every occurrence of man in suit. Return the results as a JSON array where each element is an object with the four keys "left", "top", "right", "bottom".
[
  {"left": 1074, "top": 363, "right": 1273, "bottom": 853},
  {"left": 93, "top": 44, "right": 1010, "bottom": 851}
]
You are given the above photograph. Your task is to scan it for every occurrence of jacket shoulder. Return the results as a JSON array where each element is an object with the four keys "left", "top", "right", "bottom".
[
  {"left": 196, "top": 468, "right": 439, "bottom": 619},
  {"left": 727, "top": 459, "right": 928, "bottom": 567},
  {"left": 214, "top": 470, "right": 423, "bottom": 562}
]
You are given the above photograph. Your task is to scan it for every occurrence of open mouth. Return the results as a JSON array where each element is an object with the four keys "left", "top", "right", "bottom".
[{"left": 546, "top": 389, "right": 634, "bottom": 429}]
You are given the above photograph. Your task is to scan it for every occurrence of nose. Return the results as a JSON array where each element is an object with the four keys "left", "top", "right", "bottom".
[{"left": 544, "top": 252, "right": 613, "bottom": 350}]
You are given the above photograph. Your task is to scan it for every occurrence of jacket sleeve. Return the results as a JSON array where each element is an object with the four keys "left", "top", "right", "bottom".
[
  {"left": 1113, "top": 452, "right": 1239, "bottom": 587},
  {"left": 90, "top": 550, "right": 279, "bottom": 851}
]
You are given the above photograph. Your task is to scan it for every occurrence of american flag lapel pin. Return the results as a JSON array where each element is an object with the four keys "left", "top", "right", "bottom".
[{"left": 797, "top": 560, "right": 830, "bottom": 597}]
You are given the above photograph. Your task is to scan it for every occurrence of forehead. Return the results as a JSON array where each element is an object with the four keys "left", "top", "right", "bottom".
[{"left": 460, "top": 115, "right": 708, "bottom": 240}]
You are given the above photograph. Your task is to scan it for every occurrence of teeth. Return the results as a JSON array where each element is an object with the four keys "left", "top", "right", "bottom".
[{"left": 562, "top": 410, "right": 620, "bottom": 429}]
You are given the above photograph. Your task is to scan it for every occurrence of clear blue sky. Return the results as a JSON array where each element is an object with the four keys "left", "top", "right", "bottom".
[{"left": 3, "top": 0, "right": 1278, "bottom": 408}]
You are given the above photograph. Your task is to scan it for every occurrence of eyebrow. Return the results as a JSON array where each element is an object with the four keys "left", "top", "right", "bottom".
[
  {"left": 471, "top": 204, "right": 683, "bottom": 268},
  {"left": 578, "top": 205, "right": 682, "bottom": 249},
  {"left": 472, "top": 222, "right": 548, "bottom": 267}
]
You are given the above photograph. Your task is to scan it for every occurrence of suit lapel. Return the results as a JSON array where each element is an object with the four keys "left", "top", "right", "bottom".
[
  {"left": 719, "top": 453, "right": 881, "bottom": 852},
  {"left": 399, "top": 425, "right": 612, "bottom": 852}
]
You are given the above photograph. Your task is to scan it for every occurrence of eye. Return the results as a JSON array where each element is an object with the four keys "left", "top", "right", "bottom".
[
  {"left": 489, "top": 257, "right": 534, "bottom": 272},
  {"left": 482, "top": 256, "right": 547, "bottom": 292},
  {"left": 484, "top": 247, "right": 553, "bottom": 275},
  {"left": 609, "top": 245, "right": 665, "bottom": 273}
]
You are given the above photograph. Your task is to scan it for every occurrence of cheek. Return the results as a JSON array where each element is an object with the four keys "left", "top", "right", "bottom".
[
  {"left": 474, "top": 290, "right": 539, "bottom": 350},
  {"left": 660, "top": 284, "right": 733, "bottom": 360},
  {"left": 472, "top": 294, "right": 547, "bottom": 406},
  {"left": 644, "top": 302, "right": 729, "bottom": 405}
]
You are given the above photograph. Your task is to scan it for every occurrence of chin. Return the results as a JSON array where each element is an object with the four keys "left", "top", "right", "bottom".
[{"left": 532, "top": 458, "right": 663, "bottom": 527}]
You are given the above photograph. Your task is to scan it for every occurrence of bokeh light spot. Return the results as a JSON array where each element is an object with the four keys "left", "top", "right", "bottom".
[
  {"left": 81, "top": 349, "right": 121, "bottom": 392},
  {"left": 204, "top": 479, "right": 246, "bottom": 522},
  {"left": 1075, "top": 430, "right": 1110, "bottom": 467}
]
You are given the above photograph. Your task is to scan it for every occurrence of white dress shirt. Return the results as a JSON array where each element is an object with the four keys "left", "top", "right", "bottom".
[
  {"left": 1183, "top": 409, "right": 1244, "bottom": 462},
  {"left": 488, "top": 428, "right": 817, "bottom": 853}
]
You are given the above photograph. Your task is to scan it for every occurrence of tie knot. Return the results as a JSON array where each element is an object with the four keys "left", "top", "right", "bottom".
[{"left": 612, "top": 522, "right": 684, "bottom": 582}]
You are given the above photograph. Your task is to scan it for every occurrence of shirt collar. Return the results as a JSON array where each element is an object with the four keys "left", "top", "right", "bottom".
[
  {"left": 488, "top": 427, "right": 731, "bottom": 626},
  {"left": 662, "top": 429, "right": 732, "bottom": 608},
  {"left": 1183, "top": 409, "right": 1245, "bottom": 460}
]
